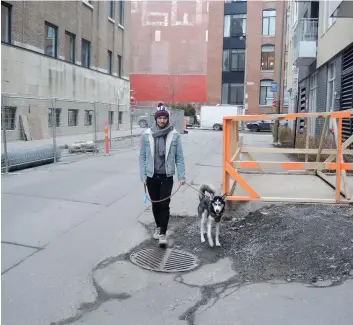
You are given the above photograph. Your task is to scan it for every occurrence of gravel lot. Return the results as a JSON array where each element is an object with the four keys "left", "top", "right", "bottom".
[{"left": 137, "top": 204, "right": 353, "bottom": 286}]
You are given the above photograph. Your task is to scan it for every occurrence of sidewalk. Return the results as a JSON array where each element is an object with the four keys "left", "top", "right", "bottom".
[
  {"left": 235, "top": 132, "right": 351, "bottom": 202},
  {"left": 4, "top": 126, "right": 143, "bottom": 150}
]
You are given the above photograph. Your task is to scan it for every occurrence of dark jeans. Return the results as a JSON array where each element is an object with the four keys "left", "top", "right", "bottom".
[{"left": 146, "top": 174, "right": 174, "bottom": 235}]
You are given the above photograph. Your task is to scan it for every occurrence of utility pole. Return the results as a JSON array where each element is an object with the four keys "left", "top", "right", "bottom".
[
  {"left": 115, "top": 87, "right": 122, "bottom": 131},
  {"left": 273, "top": 0, "right": 286, "bottom": 144}
]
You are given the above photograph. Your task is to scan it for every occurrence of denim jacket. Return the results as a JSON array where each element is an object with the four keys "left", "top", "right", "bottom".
[{"left": 139, "top": 128, "right": 185, "bottom": 182}]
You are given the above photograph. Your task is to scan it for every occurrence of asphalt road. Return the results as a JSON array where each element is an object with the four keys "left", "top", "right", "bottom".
[
  {"left": 2, "top": 129, "right": 353, "bottom": 325},
  {"left": 1, "top": 129, "right": 222, "bottom": 325}
]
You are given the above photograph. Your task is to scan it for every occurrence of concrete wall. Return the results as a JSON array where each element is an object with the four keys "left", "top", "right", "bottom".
[
  {"left": 2, "top": 45, "right": 130, "bottom": 103},
  {"left": 2, "top": 45, "right": 130, "bottom": 141}
]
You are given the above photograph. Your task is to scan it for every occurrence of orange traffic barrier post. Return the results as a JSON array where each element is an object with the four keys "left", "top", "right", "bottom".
[
  {"left": 104, "top": 120, "right": 109, "bottom": 155},
  {"left": 222, "top": 110, "right": 353, "bottom": 204}
]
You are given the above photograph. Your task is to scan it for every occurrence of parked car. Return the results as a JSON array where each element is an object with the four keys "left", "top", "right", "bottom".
[
  {"left": 246, "top": 120, "right": 273, "bottom": 132},
  {"left": 137, "top": 114, "right": 151, "bottom": 128},
  {"left": 246, "top": 119, "right": 288, "bottom": 132},
  {"left": 185, "top": 115, "right": 200, "bottom": 128}
]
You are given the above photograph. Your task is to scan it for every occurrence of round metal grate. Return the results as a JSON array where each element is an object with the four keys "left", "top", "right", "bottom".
[{"left": 130, "top": 248, "right": 199, "bottom": 273}]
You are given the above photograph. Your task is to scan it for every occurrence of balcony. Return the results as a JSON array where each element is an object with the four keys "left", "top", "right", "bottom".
[
  {"left": 330, "top": 0, "right": 353, "bottom": 18},
  {"left": 292, "top": 18, "right": 318, "bottom": 66}
]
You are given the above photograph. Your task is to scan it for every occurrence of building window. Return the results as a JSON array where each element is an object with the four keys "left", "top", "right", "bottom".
[
  {"left": 1, "top": 2, "right": 11, "bottom": 43},
  {"left": 83, "top": 0, "right": 93, "bottom": 6},
  {"left": 309, "top": 73, "right": 318, "bottom": 111},
  {"left": 65, "top": 32, "right": 75, "bottom": 63},
  {"left": 221, "top": 83, "right": 244, "bottom": 105},
  {"left": 108, "top": 51, "right": 113, "bottom": 74},
  {"left": 1, "top": 107, "right": 16, "bottom": 130},
  {"left": 118, "top": 111, "right": 123, "bottom": 124},
  {"left": 117, "top": 0, "right": 124, "bottom": 25},
  {"left": 223, "top": 49, "right": 245, "bottom": 71},
  {"left": 224, "top": 14, "right": 247, "bottom": 37},
  {"left": 327, "top": 1, "right": 337, "bottom": 29},
  {"left": 44, "top": 22, "right": 58, "bottom": 58},
  {"left": 326, "top": 61, "right": 336, "bottom": 113},
  {"left": 82, "top": 39, "right": 91, "bottom": 68},
  {"left": 68, "top": 109, "right": 79, "bottom": 126},
  {"left": 308, "top": 73, "right": 318, "bottom": 131},
  {"left": 262, "top": 9, "right": 276, "bottom": 36},
  {"left": 109, "top": 0, "right": 114, "bottom": 19},
  {"left": 155, "top": 30, "right": 161, "bottom": 42},
  {"left": 260, "top": 80, "right": 275, "bottom": 105},
  {"left": 117, "top": 55, "right": 122, "bottom": 77},
  {"left": 84, "top": 110, "right": 93, "bottom": 126},
  {"left": 221, "top": 84, "right": 229, "bottom": 104},
  {"left": 48, "top": 108, "right": 61, "bottom": 127},
  {"left": 108, "top": 111, "right": 114, "bottom": 125},
  {"left": 261, "top": 45, "right": 275, "bottom": 70}
]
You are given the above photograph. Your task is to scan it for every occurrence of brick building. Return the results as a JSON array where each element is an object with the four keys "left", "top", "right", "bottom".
[
  {"left": 130, "top": 0, "right": 209, "bottom": 105},
  {"left": 1, "top": 0, "right": 130, "bottom": 141},
  {"left": 130, "top": 0, "right": 287, "bottom": 115}
]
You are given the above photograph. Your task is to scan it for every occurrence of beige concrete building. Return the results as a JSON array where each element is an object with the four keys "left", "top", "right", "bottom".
[
  {"left": 285, "top": 0, "right": 353, "bottom": 140},
  {"left": 1, "top": 0, "right": 130, "bottom": 141}
]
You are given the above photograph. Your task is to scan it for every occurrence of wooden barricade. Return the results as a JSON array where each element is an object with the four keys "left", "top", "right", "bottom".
[{"left": 222, "top": 110, "right": 353, "bottom": 204}]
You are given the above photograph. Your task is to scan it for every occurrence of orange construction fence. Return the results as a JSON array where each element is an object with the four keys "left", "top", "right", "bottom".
[{"left": 222, "top": 110, "right": 353, "bottom": 204}]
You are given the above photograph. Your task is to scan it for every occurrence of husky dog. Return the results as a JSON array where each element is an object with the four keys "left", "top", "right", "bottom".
[{"left": 198, "top": 184, "right": 227, "bottom": 247}]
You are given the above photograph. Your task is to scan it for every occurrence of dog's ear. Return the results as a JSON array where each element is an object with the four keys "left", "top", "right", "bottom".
[{"left": 221, "top": 193, "right": 227, "bottom": 201}]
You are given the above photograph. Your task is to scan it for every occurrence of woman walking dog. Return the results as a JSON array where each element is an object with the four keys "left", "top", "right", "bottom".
[{"left": 139, "top": 103, "right": 185, "bottom": 247}]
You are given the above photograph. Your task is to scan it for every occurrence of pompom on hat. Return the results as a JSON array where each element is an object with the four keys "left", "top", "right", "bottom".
[{"left": 154, "top": 102, "right": 170, "bottom": 120}]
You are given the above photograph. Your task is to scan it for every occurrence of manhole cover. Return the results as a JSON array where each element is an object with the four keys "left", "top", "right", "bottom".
[{"left": 130, "top": 248, "right": 199, "bottom": 273}]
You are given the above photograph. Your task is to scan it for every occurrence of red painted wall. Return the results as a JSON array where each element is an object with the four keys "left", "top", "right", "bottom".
[{"left": 130, "top": 74, "right": 207, "bottom": 103}]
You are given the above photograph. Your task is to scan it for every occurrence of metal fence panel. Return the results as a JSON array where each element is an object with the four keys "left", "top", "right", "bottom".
[
  {"left": 169, "top": 109, "right": 185, "bottom": 134},
  {"left": 1, "top": 94, "right": 138, "bottom": 173},
  {"left": 1, "top": 94, "right": 56, "bottom": 171}
]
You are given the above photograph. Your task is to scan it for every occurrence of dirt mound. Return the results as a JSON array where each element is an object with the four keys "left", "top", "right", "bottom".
[{"left": 169, "top": 204, "right": 353, "bottom": 285}]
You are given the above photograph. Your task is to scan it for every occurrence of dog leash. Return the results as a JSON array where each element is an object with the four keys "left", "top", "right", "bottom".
[
  {"left": 143, "top": 183, "right": 182, "bottom": 203},
  {"left": 143, "top": 181, "right": 208, "bottom": 204}
]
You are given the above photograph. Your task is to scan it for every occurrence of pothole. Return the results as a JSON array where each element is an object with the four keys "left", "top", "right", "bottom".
[{"left": 130, "top": 248, "right": 199, "bottom": 273}]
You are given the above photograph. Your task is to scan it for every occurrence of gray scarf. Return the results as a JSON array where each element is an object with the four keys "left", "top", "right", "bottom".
[{"left": 151, "top": 122, "right": 174, "bottom": 156}]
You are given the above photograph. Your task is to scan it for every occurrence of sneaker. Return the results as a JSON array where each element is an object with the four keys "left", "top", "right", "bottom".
[
  {"left": 153, "top": 228, "right": 160, "bottom": 240},
  {"left": 159, "top": 234, "right": 168, "bottom": 247}
]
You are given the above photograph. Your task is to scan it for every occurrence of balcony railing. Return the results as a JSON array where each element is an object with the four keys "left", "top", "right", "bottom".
[{"left": 292, "top": 18, "right": 318, "bottom": 66}]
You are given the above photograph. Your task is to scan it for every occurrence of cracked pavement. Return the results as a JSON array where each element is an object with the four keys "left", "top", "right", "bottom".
[{"left": 2, "top": 130, "right": 353, "bottom": 325}]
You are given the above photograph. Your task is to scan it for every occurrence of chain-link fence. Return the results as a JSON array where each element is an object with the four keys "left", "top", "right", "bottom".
[{"left": 1, "top": 94, "right": 141, "bottom": 173}]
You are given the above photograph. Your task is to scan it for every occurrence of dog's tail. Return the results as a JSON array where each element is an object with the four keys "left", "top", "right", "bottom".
[{"left": 199, "top": 184, "right": 215, "bottom": 200}]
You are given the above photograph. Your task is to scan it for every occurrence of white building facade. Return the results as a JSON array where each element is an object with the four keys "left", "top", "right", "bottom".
[{"left": 285, "top": 0, "right": 353, "bottom": 140}]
